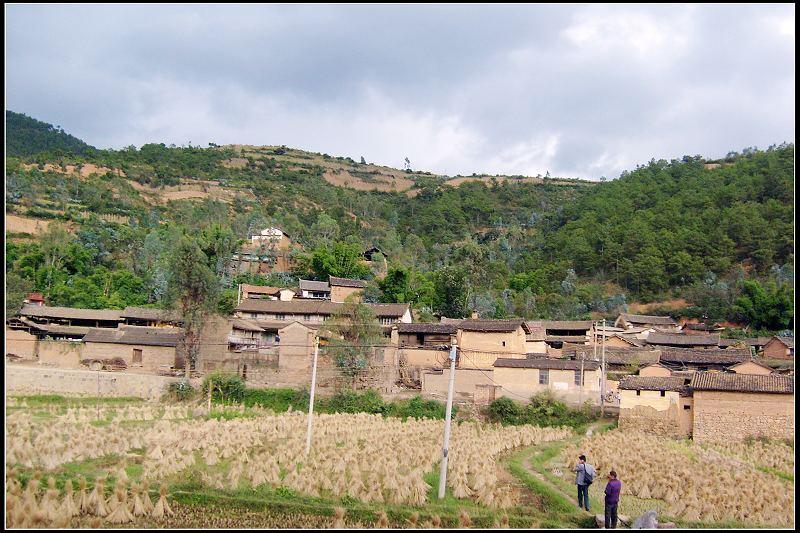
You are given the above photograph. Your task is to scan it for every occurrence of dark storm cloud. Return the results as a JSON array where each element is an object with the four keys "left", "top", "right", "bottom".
[{"left": 5, "top": 4, "right": 794, "bottom": 179}]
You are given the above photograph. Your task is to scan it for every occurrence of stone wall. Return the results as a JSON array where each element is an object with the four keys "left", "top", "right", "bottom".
[
  {"left": 692, "top": 390, "right": 794, "bottom": 443},
  {"left": 5, "top": 365, "right": 182, "bottom": 399}
]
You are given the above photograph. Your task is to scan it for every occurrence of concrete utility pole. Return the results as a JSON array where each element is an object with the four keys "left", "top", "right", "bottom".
[
  {"left": 601, "top": 319, "right": 607, "bottom": 417},
  {"left": 304, "top": 337, "right": 320, "bottom": 456},
  {"left": 438, "top": 343, "right": 458, "bottom": 499}
]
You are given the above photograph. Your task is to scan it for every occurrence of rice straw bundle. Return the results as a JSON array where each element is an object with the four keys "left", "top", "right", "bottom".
[{"left": 151, "top": 484, "right": 174, "bottom": 518}]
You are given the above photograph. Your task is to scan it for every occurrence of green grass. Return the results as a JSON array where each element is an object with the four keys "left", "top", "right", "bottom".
[{"left": 10, "top": 394, "right": 143, "bottom": 407}]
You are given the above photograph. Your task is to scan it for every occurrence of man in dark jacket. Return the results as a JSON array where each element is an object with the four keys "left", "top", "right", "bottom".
[
  {"left": 604, "top": 470, "right": 622, "bottom": 529},
  {"left": 572, "top": 454, "right": 596, "bottom": 511}
]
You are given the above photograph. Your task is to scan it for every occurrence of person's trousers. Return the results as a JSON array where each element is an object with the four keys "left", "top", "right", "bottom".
[
  {"left": 577, "top": 484, "right": 590, "bottom": 510},
  {"left": 605, "top": 503, "right": 618, "bottom": 529}
]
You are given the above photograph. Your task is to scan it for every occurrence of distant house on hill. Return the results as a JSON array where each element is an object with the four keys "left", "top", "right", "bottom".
[
  {"left": 229, "top": 227, "right": 294, "bottom": 275},
  {"left": 615, "top": 313, "right": 678, "bottom": 331},
  {"left": 298, "top": 279, "right": 331, "bottom": 299},
  {"left": 329, "top": 276, "right": 367, "bottom": 303}
]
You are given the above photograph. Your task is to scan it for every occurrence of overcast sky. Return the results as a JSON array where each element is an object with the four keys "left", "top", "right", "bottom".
[{"left": 6, "top": 4, "right": 795, "bottom": 179}]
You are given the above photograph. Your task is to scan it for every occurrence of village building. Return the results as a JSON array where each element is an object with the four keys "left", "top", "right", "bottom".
[
  {"left": 456, "top": 319, "right": 530, "bottom": 369},
  {"left": 493, "top": 357, "right": 602, "bottom": 406},
  {"left": 81, "top": 326, "right": 184, "bottom": 373},
  {"left": 615, "top": 313, "right": 679, "bottom": 331},
  {"left": 690, "top": 373, "right": 794, "bottom": 443},
  {"left": 682, "top": 322, "right": 725, "bottom": 335},
  {"left": 762, "top": 336, "right": 794, "bottom": 359},
  {"left": 645, "top": 332, "right": 720, "bottom": 350},
  {"left": 17, "top": 304, "right": 122, "bottom": 329},
  {"left": 525, "top": 321, "right": 547, "bottom": 355},
  {"left": 298, "top": 279, "right": 331, "bottom": 299},
  {"left": 658, "top": 347, "right": 751, "bottom": 372},
  {"left": 729, "top": 359, "right": 774, "bottom": 375},
  {"left": 329, "top": 277, "right": 367, "bottom": 303},
  {"left": 23, "top": 292, "right": 46, "bottom": 306},
  {"left": 238, "top": 284, "right": 281, "bottom": 301},
  {"left": 617, "top": 375, "right": 693, "bottom": 437},
  {"left": 639, "top": 363, "right": 673, "bottom": 377}
]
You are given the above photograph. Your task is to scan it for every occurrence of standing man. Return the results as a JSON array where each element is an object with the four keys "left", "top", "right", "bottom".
[
  {"left": 573, "top": 454, "right": 596, "bottom": 512},
  {"left": 604, "top": 470, "right": 622, "bottom": 529}
]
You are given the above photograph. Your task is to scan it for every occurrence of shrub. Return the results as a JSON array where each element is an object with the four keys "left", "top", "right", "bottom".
[
  {"left": 202, "top": 371, "right": 245, "bottom": 403},
  {"left": 323, "top": 389, "right": 386, "bottom": 414},
  {"left": 242, "top": 388, "right": 309, "bottom": 412},
  {"left": 386, "top": 395, "right": 449, "bottom": 420},
  {"left": 167, "top": 380, "right": 196, "bottom": 401},
  {"left": 487, "top": 392, "right": 596, "bottom": 429}
]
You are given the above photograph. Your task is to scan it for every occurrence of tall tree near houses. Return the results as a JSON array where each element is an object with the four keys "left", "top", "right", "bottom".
[
  {"left": 321, "top": 298, "right": 384, "bottom": 389},
  {"left": 168, "top": 236, "right": 219, "bottom": 379},
  {"left": 40, "top": 223, "right": 72, "bottom": 294}
]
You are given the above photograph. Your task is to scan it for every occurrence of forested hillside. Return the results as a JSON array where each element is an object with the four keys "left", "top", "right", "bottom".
[
  {"left": 4, "top": 112, "right": 794, "bottom": 334},
  {"left": 6, "top": 111, "right": 96, "bottom": 158}
]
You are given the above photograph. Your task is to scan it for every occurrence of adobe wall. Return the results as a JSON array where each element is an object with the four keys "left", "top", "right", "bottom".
[
  {"left": 399, "top": 348, "right": 449, "bottom": 368},
  {"left": 457, "top": 329, "right": 526, "bottom": 369},
  {"left": 5, "top": 365, "right": 182, "bottom": 399},
  {"left": 330, "top": 286, "right": 364, "bottom": 303},
  {"left": 5, "top": 328, "right": 38, "bottom": 359},
  {"left": 83, "top": 342, "right": 176, "bottom": 372},
  {"left": 692, "top": 390, "right": 794, "bottom": 443},
  {"left": 422, "top": 368, "right": 494, "bottom": 400},
  {"left": 493, "top": 367, "right": 601, "bottom": 406},
  {"left": 38, "top": 341, "right": 85, "bottom": 369}
]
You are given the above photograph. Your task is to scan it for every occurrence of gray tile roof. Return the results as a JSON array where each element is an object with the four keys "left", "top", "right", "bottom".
[
  {"left": 397, "top": 323, "right": 457, "bottom": 334},
  {"left": 618, "top": 375, "right": 689, "bottom": 392},
  {"left": 647, "top": 332, "right": 719, "bottom": 346},
  {"left": 494, "top": 357, "right": 600, "bottom": 370},
  {"left": 83, "top": 326, "right": 183, "bottom": 347},
  {"left": 540, "top": 320, "right": 594, "bottom": 330},
  {"left": 659, "top": 347, "right": 751, "bottom": 365},
  {"left": 328, "top": 276, "right": 367, "bottom": 288},
  {"left": 619, "top": 313, "right": 677, "bottom": 326},
  {"left": 459, "top": 319, "right": 528, "bottom": 333},
  {"left": 120, "top": 307, "right": 181, "bottom": 322},
  {"left": 690, "top": 372, "right": 793, "bottom": 394},
  {"left": 298, "top": 279, "right": 331, "bottom": 292},
  {"left": 20, "top": 305, "right": 122, "bottom": 322},
  {"left": 236, "top": 299, "right": 409, "bottom": 317}
]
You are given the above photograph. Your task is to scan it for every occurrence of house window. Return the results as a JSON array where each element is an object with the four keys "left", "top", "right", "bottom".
[
  {"left": 574, "top": 369, "right": 582, "bottom": 386},
  {"left": 303, "top": 314, "right": 311, "bottom": 321},
  {"left": 683, "top": 405, "right": 691, "bottom": 410},
  {"left": 660, "top": 390, "right": 666, "bottom": 397},
  {"left": 502, "top": 341, "right": 506, "bottom": 347},
  {"left": 276, "top": 314, "right": 286, "bottom": 320},
  {"left": 539, "top": 369, "right": 549, "bottom": 385},
  {"left": 636, "top": 390, "right": 641, "bottom": 396},
  {"left": 132, "top": 349, "right": 143, "bottom": 365}
]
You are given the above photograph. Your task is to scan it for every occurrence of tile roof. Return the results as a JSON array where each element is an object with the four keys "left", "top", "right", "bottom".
[
  {"left": 647, "top": 332, "right": 719, "bottom": 346},
  {"left": 120, "top": 307, "right": 181, "bottom": 322},
  {"left": 459, "top": 319, "right": 528, "bottom": 333},
  {"left": 540, "top": 320, "right": 593, "bottom": 330},
  {"left": 659, "top": 347, "right": 751, "bottom": 365},
  {"left": 618, "top": 375, "right": 689, "bottom": 392},
  {"left": 690, "top": 372, "right": 793, "bottom": 394},
  {"left": 329, "top": 276, "right": 367, "bottom": 288},
  {"left": 619, "top": 313, "right": 677, "bottom": 326},
  {"left": 239, "top": 284, "right": 282, "bottom": 295},
  {"left": 562, "top": 344, "right": 661, "bottom": 366},
  {"left": 298, "top": 279, "right": 331, "bottom": 292},
  {"left": 525, "top": 321, "right": 546, "bottom": 341},
  {"left": 493, "top": 357, "right": 600, "bottom": 370},
  {"left": 397, "top": 323, "right": 457, "bottom": 334},
  {"left": 770, "top": 336, "right": 795, "bottom": 349},
  {"left": 718, "top": 338, "right": 749, "bottom": 347},
  {"left": 83, "top": 326, "right": 183, "bottom": 347},
  {"left": 231, "top": 318, "right": 264, "bottom": 332},
  {"left": 236, "top": 299, "right": 409, "bottom": 317},
  {"left": 546, "top": 335, "right": 589, "bottom": 343},
  {"left": 19, "top": 305, "right": 122, "bottom": 322}
]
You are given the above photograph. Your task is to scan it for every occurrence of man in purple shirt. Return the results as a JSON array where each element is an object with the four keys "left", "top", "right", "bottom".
[{"left": 604, "top": 470, "right": 622, "bottom": 529}]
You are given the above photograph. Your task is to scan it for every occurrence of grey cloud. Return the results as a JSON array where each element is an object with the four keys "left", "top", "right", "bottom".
[{"left": 6, "top": 4, "right": 794, "bottom": 179}]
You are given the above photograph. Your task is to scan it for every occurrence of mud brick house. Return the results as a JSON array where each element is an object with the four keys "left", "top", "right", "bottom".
[
  {"left": 329, "top": 277, "right": 367, "bottom": 303},
  {"left": 525, "top": 321, "right": 547, "bottom": 355},
  {"left": 728, "top": 359, "right": 775, "bottom": 375},
  {"left": 229, "top": 227, "right": 293, "bottom": 275},
  {"left": 236, "top": 284, "right": 296, "bottom": 303},
  {"left": 646, "top": 332, "right": 720, "bottom": 349},
  {"left": 763, "top": 336, "right": 794, "bottom": 359},
  {"left": 690, "top": 373, "right": 794, "bottom": 443},
  {"left": 17, "top": 304, "right": 122, "bottom": 329},
  {"left": 541, "top": 320, "right": 592, "bottom": 354},
  {"left": 493, "top": 357, "right": 602, "bottom": 406},
  {"left": 456, "top": 319, "right": 531, "bottom": 369},
  {"left": 658, "top": 347, "right": 751, "bottom": 371},
  {"left": 618, "top": 375, "right": 693, "bottom": 437},
  {"left": 615, "top": 313, "right": 679, "bottom": 331},
  {"left": 82, "top": 326, "right": 184, "bottom": 373}
]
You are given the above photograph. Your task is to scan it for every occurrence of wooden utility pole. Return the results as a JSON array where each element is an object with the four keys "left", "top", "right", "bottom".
[
  {"left": 437, "top": 343, "right": 458, "bottom": 499},
  {"left": 601, "top": 319, "right": 607, "bottom": 417}
]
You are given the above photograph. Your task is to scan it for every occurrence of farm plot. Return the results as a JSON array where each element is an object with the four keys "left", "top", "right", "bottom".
[
  {"left": 559, "top": 429, "right": 794, "bottom": 527},
  {"left": 5, "top": 396, "right": 573, "bottom": 528}
]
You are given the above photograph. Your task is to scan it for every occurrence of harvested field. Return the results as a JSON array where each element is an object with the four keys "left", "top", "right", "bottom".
[
  {"left": 5, "top": 395, "right": 580, "bottom": 529},
  {"left": 20, "top": 163, "right": 125, "bottom": 178},
  {"left": 559, "top": 429, "right": 793, "bottom": 527},
  {"left": 322, "top": 170, "right": 415, "bottom": 193},
  {"left": 6, "top": 215, "right": 54, "bottom": 235}
]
